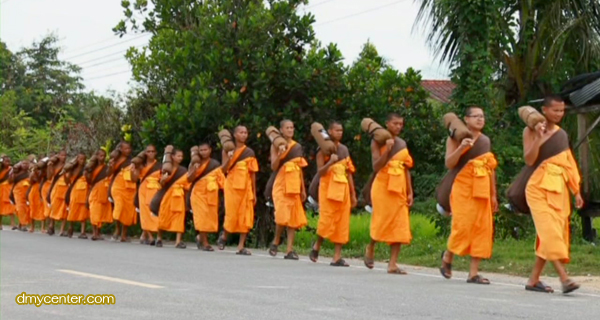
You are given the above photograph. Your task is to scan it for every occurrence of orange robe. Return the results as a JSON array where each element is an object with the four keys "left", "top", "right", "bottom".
[
  {"left": 111, "top": 165, "right": 137, "bottom": 226},
  {"left": 0, "top": 168, "right": 15, "bottom": 216},
  {"left": 67, "top": 175, "right": 89, "bottom": 222},
  {"left": 191, "top": 163, "right": 225, "bottom": 233},
  {"left": 224, "top": 147, "right": 258, "bottom": 234},
  {"left": 370, "top": 148, "right": 414, "bottom": 244},
  {"left": 273, "top": 141, "right": 308, "bottom": 229},
  {"left": 89, "top": 165, "right": 112, "bottom": 227},
  {"left": 13, "top": 176, "right": 31, "bottom": 225},
  {"left": 41, "top": 179, "right": 52, "bottom": 218},
  {"left": 138, "top": 162, "right": 160, "bottom": 232},
  {"left": 28, "top": 182, "right": 45, "bottom": 221},
  {"left": 158, "top": 170, "right": 190, "bottom": 233},
  {"left": 49, "top": 174, "right": 69, "bottom": 220},
  {"left": 526, "top": 149, "right": 580, "bottom": 263},
  {"left": 317, "top": 156, "right": 355, "bottom": 244},
  {"left": 447, "top": 152, "right": 497, "bottom": 258}
]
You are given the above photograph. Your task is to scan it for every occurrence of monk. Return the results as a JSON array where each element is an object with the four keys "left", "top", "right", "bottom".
[
  {"left": 509, "top": 95, "right": 583, "bottom": 294},
  {"left": 47, "top": 150, "right": 68, "bottom": 236},
  {"left": 28, "top": 162, "right": 46, "bottom": 233},
  {"left": 267, "top": 120, "right": 308, "bottom": 260},
  {"left": 133, "top": 145, "right": 161, "bottom": 245},
  {"left": 152, "top": 149, "right": 189, "bottom": 248},
  {"left": 218, "top": 126, "right": 259, "bottom": 255},
  {"left": 108, "top": 142, "right": 136, "bottom": 242},
  {"left": 0, "top": 155, "right": 17, "bottom": 230},
  {"left": 40, "top": 154, "right": 55, "bottom": 232},
  {"left": 363, "top": 113, "right": 414, "bottom": 274},
  {"left": 438, "top": 107, "right": 498, "bottom": 284},
  {"left": 65, "top": 153, "right": 89, "bottom": 238},
  {"left": 188, "top": 143, "right": 224, "bottom": 251},
  {"left": 309, "top": 121, "right": 357, "bottom": 266},
  {"left": 87, "top": 149, "right": 112, "bottom": 241},
  {"left": 9, "top": 160, "right": 32, "bottom": 231}
]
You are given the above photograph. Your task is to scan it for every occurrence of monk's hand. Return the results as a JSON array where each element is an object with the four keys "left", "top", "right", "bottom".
[
  {"left": 575, "top": 193, "right": 584, "bottom": 209},
  {"left": 278, "top": 144, "right": 287, "bottom": 155},
  {"left": 534, "top": 121, "right": 546, "bottom": 138},
  {"left": 328, "top": 153, "right": 339, "bottom": 164},
  {"left": 351, "top": 194, "right": 358, "bottom": 208},
  {"left": 193, "top": 163, "right": 200, "bottom": 170},
  {"left": 227, "top": 151, "right": 233, "bottom": 158},
  {"left": 492, "top": 196, "right": 499, "bottom": 213},
  {"left": 460, "top": 138, "right": 473, "bottom": 149},
  {"left": 385, "top": 138, "right": 394, "bottom": 150},
  {"left": 407, "top": 193, "right": 414, "bottom": 207},
  {"left": 301, "top": 190, "right": 307, "bottom": 202}
]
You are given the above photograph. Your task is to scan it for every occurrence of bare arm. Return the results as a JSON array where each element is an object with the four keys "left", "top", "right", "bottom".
[
  {"left": 220, "top": 150, "right": 231, "bottom": 172},
  {"left": 130, "top": 165, "right": 141, "bottom": 182},
  {"left": 348, "top": 172, "right": 357, "bottom": 202},
  {"left": 270, "top": 145, "right": 281, "bottom": 171},
  {"left": 159, "top": 172, "right": 170, "bottom": 187},
  {"left": 445, "top": 137, "right": 470, "bottom": 169},
  {"left": 251, "top": 172, "right": 256, "bottom": 201},
  {"left": 316, "top": 151, "right": 338, "bottom": 177},
  {"left": 490, "top": 170, "right": 497, "bottom": 198},
  {"left": 523, "top": 126, "right": 543, "bottom": 166},
  {"left": 371, "top": 140, "right": 391, "bottom": 172}
]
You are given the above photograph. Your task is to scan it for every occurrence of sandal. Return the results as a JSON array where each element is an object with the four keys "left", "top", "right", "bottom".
[
  {"left": 440, "top": 250, "right": 452, "bottom": 279},
  {"left": 525, "top": 281, "right": 554, "bottom": 293},
  {"left": 155, "top": 240, "right": 163, "bottom": 248},
  {"left": 217, "top": 237, "right": 226, "bottom": 250},
  {"left": 330, "top": 259, "right": 350, "bottom": 267},
  {"left": 59, "top": 232, "right": 68, "bottom": 237},
  {"left": 387, "top": 268, "right": 408, "bottom": 275},
  {"left": 47, "top": 227, "right": 54, "bottom": 236},
  {"left": 175, "top": 242, "right": 187, "bottom": 249},
  {"left": 284, "top": 251, "right": 299, "bottom": 260},
  {"left": 78, "top": 234, "right": 88, "bottom": 240},
  {"left": 562, "top": 279, "right": 580, "bottom": 294},
  {"left": 309, "top": 246, "right": 319, "bottom": 263},
  {"left": 268, "top": 243, "right": 278, "bottom": 257},
  {"left": 467, "top": 275, "right": 490, "bottom": 285},
  {"left": 202, "top": 246, "right": 214, "bottom": 252},
  {"left": 148, "top": 239, "right": 156, "bottom": 246},
  {"left": 236, "top": 248, "right": 251, "bottom": 255}
]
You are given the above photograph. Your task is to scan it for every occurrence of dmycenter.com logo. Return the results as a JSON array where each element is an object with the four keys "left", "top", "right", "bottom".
[{"left": 15, "top": 292, "right": 116, "bottom": 307}]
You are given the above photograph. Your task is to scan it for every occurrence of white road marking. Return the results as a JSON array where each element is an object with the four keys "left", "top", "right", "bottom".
[{"left": 57, "top": 269, "right": 164, "bottom": 289}]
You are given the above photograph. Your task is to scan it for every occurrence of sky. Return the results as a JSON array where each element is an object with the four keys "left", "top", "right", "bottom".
[{"left": 0, "top": 0, "right": 450, "bottom": 95}]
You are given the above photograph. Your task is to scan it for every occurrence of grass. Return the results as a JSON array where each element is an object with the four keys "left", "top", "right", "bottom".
[{"left": 4, "top": 209, "right": 600, "bottom": 277}]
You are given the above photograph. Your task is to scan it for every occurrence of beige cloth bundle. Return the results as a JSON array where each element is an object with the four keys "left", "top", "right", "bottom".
[
  {"left": 518, "top": 106, "right": 546, "bottom": 129},
  {"left": 361, "top": 118, "right": 392, "bottom": 145},
  {"left": 131, "top": 151, "right": 147, "bottom": 167},
  {"left": 218, "top": 130, "right": 235, "bottom": 152},
  {"left": 443, "top": 113, "right": 473, "bottom": 142},
  {"left": 161, "top": 145, "right": 174, "bottom": 174},
  {"left": 62, "top": 157, "right": 78, "bottom": 172},
  {"left": 310, "top": 122, "right": 336, "bottom": 156},
  {"left": 266, "top": 126, "right": 288, "bottom": 149},
  {"left": 190, "top": 146, "right": 201, "bottom": 165},
  {"left": 84, "top": 155, "right": 99, "bottom": 172}
]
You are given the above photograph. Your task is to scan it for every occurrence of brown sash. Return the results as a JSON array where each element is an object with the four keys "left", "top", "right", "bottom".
[
  {"left": 264, "top": 142, "right": 304, "bottom": 200},
  {"left": 226, "top": 146, "right": 255, "bottom": 174},
  {"left": 361, "top": 137, "right": 407, "bottom": 206},
  {"left": 9, "top": 171, "right": 29, "bottom": 205},
  {"left": 46, "top": 167, "right": 64, "bottom": 205},
  {"left": 308, "top": 144, "right": 350, "bottom": 201},
  {"left": 186, "top": 158, "right": 221, "bottom": 211},
  {"left": 507, "top": 129, "right": 570, "bottom": 214},
  {"left": 108, "top": 157, "right": 131, "bottom": 202},
  {"left": 150, "top": 166, "right": 188, "bottom": 216},
  {"left": 38, "top": 176, "right": 47, "bottom": 200},
  {"left": 435, "top": 135, "right": 491, "bottom": 212},
  {"left": 65, "top": 169, "right": 84, "bottom": 206},
  {"left": 134, "top": 161, "right": 162, "bottom": 209}
]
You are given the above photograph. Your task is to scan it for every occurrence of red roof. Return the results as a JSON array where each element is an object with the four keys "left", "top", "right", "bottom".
[{"left": 421, "top": 80, "right": 455, "bottom": 103}]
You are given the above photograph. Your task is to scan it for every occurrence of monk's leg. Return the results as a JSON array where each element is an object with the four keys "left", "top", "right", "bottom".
[
  {"left": 388, "top": 243, "right": 401, "bottom": 272},
  {"left": 148, "top": 231, "right": 155, "bottom": 242},
  {"left": 468, "top": 257, "right": 487, "bottom": 281},
  {"left": 285, "top": 227, "right": 296, "bottom": 254},
  {"left": 175, "top": 232, "right": 183, "bottom": 246},
  {"left": 551, "top": 260, "right": 570, "bottom": 283},
  {"left": 201, "top": 232, "right": 210, "bottom": 247},
  {"left": 440, "top": 250, "right": 454, "bottom": 278},
  {"left": 527, "top": 256, "right": 547, "bottom": 286},
  {"left": 140, "top": 230, "right": 147, "bottom": 242},
  {"left": 113, "top": 222, "right": 121, "bottom": 240},
  {"left": 333, "top": 243, "right": 343, "bottom": 262},
  {"left": 121, "top": 225, "right": 128, "bottom": 241},
  {"left": 156, "top": 230, "right": 163, "bottom": 247},
  {"left": 273, "top": 224, "right": 284, "bottom": 246},
  {"left": 59, "top": 219, "right": 67, "bottom": 235},
  {"left": 29, "top": 221, "right": 35, "bottom": 233},
  {"left": 238, "top": 233, "right": 249, "bottom": 252},
  {"left": 313, "top": 236, "right": 324, "bottom": 251},
  {"left": 10, "top": 214, "right": 16, "bottom": 228},
  {"left": 80, "top": 222, "right": 86, "bottom": 236}
]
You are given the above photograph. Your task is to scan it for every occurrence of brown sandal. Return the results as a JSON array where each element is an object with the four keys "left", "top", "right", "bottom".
[
  {"left": 440, "top": 251, "right": 452, "bottom": 279},
  {"left": 467, "top": 275, "right": 490, "bottom": 285},
  {"left": 387, "top": 268, "right": 407, "bottom": 275},
  {"left": 562, "top": 279, "right": 580, "bottom": 294}
]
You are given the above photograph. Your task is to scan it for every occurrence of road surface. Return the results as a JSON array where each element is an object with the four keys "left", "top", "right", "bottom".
[{"left": 1, "top": 230, "right": 599, "bottom": 319}]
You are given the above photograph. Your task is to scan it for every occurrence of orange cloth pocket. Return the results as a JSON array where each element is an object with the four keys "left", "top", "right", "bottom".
[
  {"left": 75, "top": 180, "right": 87, "bottom": 190},
  {"left": 284, "top": 162, "right": 301, "bottom": 195},
  {"left": 170, "top": 187, "right": 185, "bottom": 212},
  {"left": 540, "top": 163, "right": 567, "bottom": 210},
  {"left": 232, "top": 162, "right": 248, "bottom": 190},
  {"left": 386, "top": 160, "right": 406, "bottom": 194},
  {"left": 147, "top": 177, "right": 161, "bottom": 190},
  {"left": 326, "top": 163, "right": 347, "bottom": 202}
]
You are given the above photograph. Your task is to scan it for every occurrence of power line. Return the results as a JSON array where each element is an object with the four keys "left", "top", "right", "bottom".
[
  {"left": 314, "top": 0, "right": 405, "bottom": 27},
  {"left": 306, "top": 0, "right": 337, "bottom": 9},
  {"left": 82, "top": 63, "right": 131, "bottom": 77},
  {"left": 85, "top": 70, "right": 132, "bottom": 81},
  {"left": 75, "top": 49, "right": 131, "bottom": 66},
  {"left": 63, "top": 33, "right": 149, "bottom": 60},
  {"left": 64, "top": 33, "right": 150, "bottom": 55},
  {"left": 80, "top": 56, "right": 127, "bottom": 69}
]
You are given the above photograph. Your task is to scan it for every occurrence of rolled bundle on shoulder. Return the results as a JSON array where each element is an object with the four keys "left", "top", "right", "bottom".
[
  {"left": 190, "top": 146, "right": 201, "bottom": 165},
  {"left": 63, "top": 157, "right": 78, "bottom": 172},
  {"left": 443, "top": 113, "right": 473, "bottom": 142},
  {"left": 110, "top": 149, "right": 121, "bottom": 160},
  {"left": 37, "top": 157, "right": 50, "bottom": 169},
  {"left": 518, "top": 106, "right": 546, "bottom": 129},
  {"left": 361, "top": 118, "right": 392, "bottom": 145},
  {"left": 162, "top": 145, "right": 174, "bottom": 174},
  {"left": 310, "top": 122, "right": 336, "bottom": 156},
  {"left": 218, "top": 129, "right": 235, "bottom": 153},
  {"left": 131, "top": 151, "right": 147, "bottom": 167},
  {"left": 266, "top": 126, "right": 287, "bottom": 150}
]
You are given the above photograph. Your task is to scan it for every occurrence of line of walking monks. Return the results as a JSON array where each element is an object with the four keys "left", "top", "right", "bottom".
[{"left": 0, "top": 95, "right": 584, "bottom": 294}]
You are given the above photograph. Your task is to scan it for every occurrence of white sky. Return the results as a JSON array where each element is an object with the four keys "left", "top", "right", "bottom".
[{"left": 0, "top": 0, "right": 449, "bottom": 95}]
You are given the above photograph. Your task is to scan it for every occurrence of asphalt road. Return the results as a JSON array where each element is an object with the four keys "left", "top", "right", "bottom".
[{"left": 1, "top": 230, "right": 599, "bottom": 320}]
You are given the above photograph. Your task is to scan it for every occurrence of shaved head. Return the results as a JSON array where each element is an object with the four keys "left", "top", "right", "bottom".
[
  {"left": 280, "top": 119, "right": 292, "bottom": 128},
  {"left": 234, "top": 125, "right": 246, "bottom": 134}
]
